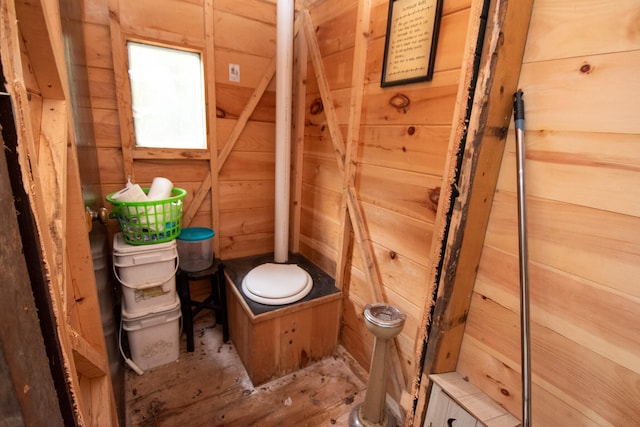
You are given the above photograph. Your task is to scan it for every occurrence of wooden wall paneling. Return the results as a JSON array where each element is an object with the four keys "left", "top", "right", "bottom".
[
  {"left": 356, "top": 164, "right": 441, "bottom": 221},
  {"left": 410, "top": 0, "right": 534, "bottom": 425},
  {"left": 463, "top": 292, "right": 640, "bottom": 426},
  {"left": 215, "top": 84, "right": 276, "bottom": 122},
  {"left": 304, "top": 47, "right": 355, "bottom": 94},
  {"left": 307, "top": 0, "right": 356, "bottom": 28},
  {"left": 91, "top": 108, "right": 120, "bottom": 148},
  {"left": 119, "top": 0, "right": 205, "bottom": 45},
  {"left": 474, "top": 244, "right": 640, "bottom": 376},
  {"left": 518, "top": 51, "right": 640, "bottom": 136},
  {"left": 522, "top": 0, "right": 640, "bottom": 63},
  {"left": 358, "top": 125, "right": 450, "bottom": 176},
  {"left": 497, "top": 129, "right": 640, "bottom": 220},
  {"left": 215, "top": 0, "right": 277, "bottom": 23},
  {"left": 301, "top": 10, "right": 346, "bottom": 172},
  {"left": 485, "top": 191, "right": 640, "bottom": 299},
  {"left": 83, "top": 23, "right": 113, "bottom": 69},
  {"left": 205, "top": 0, "right": 219, "bottom": 249},
  {"left": 308, "top": 4, "right": 357, "bottom": 57},
  {"left": 214, "top": 50, "right": 275, "bottom": 91},
  {"left": 183, "top": 172, "right": 212, "bottom": 227},
  {"left": 217, "top": 57, "right": 276, "bottom": 170},
  {"left": 213, "top": 9, "right": 276, "bottom": 57},
  {"left": 217, "top": 119, "right": 276, "bottom": 152},
  {"left": 457, "top": 336, "right": 601, "bottom": 426}
]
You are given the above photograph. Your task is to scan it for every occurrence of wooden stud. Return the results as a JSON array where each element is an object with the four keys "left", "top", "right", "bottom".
[
  {"left": 205, "top": 0, "right": 220, "bottom": 253},
  {"left": 108, "top": 0, "right": 135, "bottom": 182},
  {"left": 291, "top": 14, "right": 308, "bottom": 253},
  {"left": 302, "top": 5, "right": 407, "bottom": 402},
  {"left": 301, "top": 10, "right": 346, "bottom": 171},
  {"left": 217, "top": 57, "right": 276, "bottom": 172}
]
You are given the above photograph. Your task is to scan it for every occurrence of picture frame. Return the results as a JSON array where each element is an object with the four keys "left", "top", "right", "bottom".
[{"left": 380, "top": 0, "right": 443, "bottom": 87}]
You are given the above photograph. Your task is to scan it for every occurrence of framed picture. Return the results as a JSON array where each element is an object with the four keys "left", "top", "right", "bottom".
[{"left": 380, "top": 0, "right": 443, "bottom": 87}]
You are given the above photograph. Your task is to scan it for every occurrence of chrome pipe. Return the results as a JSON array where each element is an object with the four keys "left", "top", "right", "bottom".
[{"left": 514, "top": 90, "right": 531, "bottom": 427}]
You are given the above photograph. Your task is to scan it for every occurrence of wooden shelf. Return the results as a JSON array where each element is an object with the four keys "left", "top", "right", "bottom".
[{"left": 426, "top": 372, "right": 521, "bottom": 427}]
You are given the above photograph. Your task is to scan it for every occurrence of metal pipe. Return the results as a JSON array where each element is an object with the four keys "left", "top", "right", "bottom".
[{"left": 513, "top": 90, "right": 531, "bottom": 427}]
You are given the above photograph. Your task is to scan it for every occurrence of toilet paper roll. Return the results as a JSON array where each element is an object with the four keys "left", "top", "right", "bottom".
[
  {"left": 110, "top": 184, "right": 149, "bottom": 202},
  {"left": 140, "top": 202, "right": 173, "bottom": 232},
  {"left": 147, "top": 177, "right": 173, "bottom": 201}
]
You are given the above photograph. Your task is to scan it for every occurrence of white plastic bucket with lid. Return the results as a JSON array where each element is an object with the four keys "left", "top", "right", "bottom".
[
  {"left": 122, "top": 300, "right": 181, "bottom": 370},
  {"left": 113, "top": 232, "right": 178, "bottom": 315},
  {"left": 177, "top": 227, "right": 214, "bottom": 272}
]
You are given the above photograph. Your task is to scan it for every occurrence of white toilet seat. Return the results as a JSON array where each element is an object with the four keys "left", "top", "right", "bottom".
[{"left": 242, "top": 263, "right": 313, "bottom": 305}]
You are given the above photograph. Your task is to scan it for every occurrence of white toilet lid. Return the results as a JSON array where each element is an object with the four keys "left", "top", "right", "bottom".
[{"left": 242, "top": 263, "right": 312, "bottom": 305}]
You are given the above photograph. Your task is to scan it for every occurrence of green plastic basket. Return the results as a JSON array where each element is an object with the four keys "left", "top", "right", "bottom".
[{"left": 105, "top": 187, "right": 187, "bottom": 245}]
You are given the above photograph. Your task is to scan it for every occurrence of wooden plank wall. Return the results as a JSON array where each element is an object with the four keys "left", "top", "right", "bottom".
[
  {"left": 84, "top": 0, "right": 278, "bottom": 258},
  {"left": 302, "top": 0, "right": 472, "bottom": 385},
  {"left": 457, "top": 0, "right": 640, "bottom": 424}
]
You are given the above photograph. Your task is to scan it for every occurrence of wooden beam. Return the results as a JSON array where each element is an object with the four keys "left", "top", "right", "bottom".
[
  {"left": 409, "top": 0, "right": 534, "bottom": 425},
  {"left": 38, "top": 99, "right": 68, "bottom": 306},
  {"left": 204, "top": 0, "right": 220, "bottom": 253},
  {"left": 302, "top": 6, "right": 407, "bottom": 399},
  {"left": 336, "top": 0, "right": 370, "bottom": 289},
  {"left": 69, "top": 329, "right": 109, "bottom": 378},
  {"left": 14, "top": 0, "right": 64, "bottom": 99},
  {"left": 131, "top": 148, "right": 211, "bottom": 160},
  {"left": 301, "top": 10, "right": 345, "bottom": 171},
  {"left": 183, "top": 171, "right": 212, "bottom": 227},
  {"left": 291, "top": 15, "right": 308, "bottom": 253},
  {"left": 217, "top": 57, "right": 276, "bottom": 172},
  {"left": 1, "top": 0, "right": 88, "bottom": 423},
  {"left": 108, "top": 0, "right": 135, "bottom": 182}
]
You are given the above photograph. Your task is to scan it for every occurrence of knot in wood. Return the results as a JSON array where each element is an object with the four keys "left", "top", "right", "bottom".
[
  {"left": 310, "top": 98, "right": 324, "bottom": 115},
  {"left": 216, "top": 107, "right": 226, "bottom": 118},
  {"left": 428, "top": 187, "right": 440, "bottom": 212},
  {"left": 389, "top": 93, "right": 410, "bottom": 112},
  {"left": 580, "top": 63, "right": 592, "bottom": 74}
]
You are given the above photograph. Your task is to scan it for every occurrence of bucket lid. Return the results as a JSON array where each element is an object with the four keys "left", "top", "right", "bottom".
[
  {"left": 113, "top": 232, "right": 176, "bottom": 255},
  {"left": 243, "top": 263, "right": 311, "bottom": 300},
  {"left": 177, "top": 227, "right": 215, "bottom": 242}
]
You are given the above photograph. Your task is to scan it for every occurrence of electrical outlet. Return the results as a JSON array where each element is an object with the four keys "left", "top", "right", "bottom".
[{"left": 229, "top": 64, "right": 240, "bottom": 82}]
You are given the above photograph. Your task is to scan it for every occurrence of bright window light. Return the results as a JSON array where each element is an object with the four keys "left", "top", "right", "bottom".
[{"left": 127, "top": 42, "right": 207, "bottom": 149}]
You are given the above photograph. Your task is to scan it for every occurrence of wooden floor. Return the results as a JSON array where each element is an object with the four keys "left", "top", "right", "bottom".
[{"left": 124, "top": 310, "right": 369, "bottom": 426}]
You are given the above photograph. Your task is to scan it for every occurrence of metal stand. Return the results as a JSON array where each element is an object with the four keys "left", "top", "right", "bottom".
[{"left": 177, "top": 260, "right": 229, "bottom": 352}]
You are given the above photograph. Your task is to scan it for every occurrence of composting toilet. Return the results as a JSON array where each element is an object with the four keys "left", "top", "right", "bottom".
[{"left": 242, "top": 262, "right": 313, "bottom": 305}]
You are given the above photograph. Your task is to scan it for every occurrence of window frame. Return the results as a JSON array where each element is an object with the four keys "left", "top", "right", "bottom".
[{"left": 116, "top": 35, "right": 211, "bottom": 161}]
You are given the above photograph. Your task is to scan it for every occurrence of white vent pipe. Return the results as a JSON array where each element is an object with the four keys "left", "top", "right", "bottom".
[{"left": 274, "top": 0, "right": 294, "bottom": 263}]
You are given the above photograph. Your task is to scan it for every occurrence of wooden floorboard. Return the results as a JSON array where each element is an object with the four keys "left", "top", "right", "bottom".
[{"left": 125, "top": 311, "right": 368, "bottom": 426}]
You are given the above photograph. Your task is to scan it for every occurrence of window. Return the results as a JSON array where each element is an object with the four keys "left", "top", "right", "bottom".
[{"left": 127, "top": 42, "right": 206, "bottom": 149}]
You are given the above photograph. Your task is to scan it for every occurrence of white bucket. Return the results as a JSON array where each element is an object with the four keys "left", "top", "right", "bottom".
[
  {"left": 113, "top": 233, "right": 178, "bottom": 315},
  {"left": 122, "top": 300, "right": 181, "bottom": 370}
]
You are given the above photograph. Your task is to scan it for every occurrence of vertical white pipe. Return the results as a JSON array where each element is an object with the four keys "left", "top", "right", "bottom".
[{"left": 275, "top": 0, "right": 293, "bottom": 263}]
